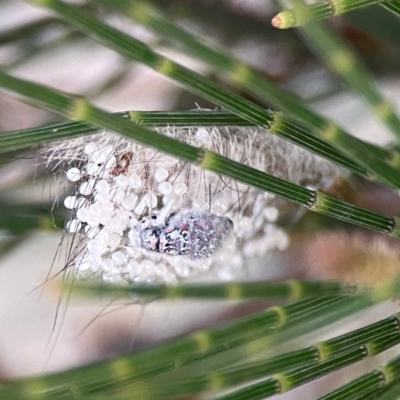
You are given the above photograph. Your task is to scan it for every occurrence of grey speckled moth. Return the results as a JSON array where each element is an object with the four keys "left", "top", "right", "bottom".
[{"left": 130, "top": 210, "right": 233, "bottom": 260}]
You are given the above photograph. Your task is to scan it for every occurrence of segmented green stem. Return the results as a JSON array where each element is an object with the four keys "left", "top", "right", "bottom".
[
  {"left": 70, "top": 280, "right": 355, "bottom": 300},
  {"left": 214, "top": 348, "right": 368, "bottom": 400},
  {"left": 365, "top": 380, "right": 400, "bottom": 400},
  {"left": 96, "top": 0, "right": 399, "bottom": 180},
  {"left": 24, "top": 0, "right": 400, "bottom": 192},
  {"left": 272, "top": 0, "right": 386, "bottom": 28},
  {"left": 0, "top": 111, "right": 246, "bottom": 152},
  {"left": 129, "top": 314, "right": 400, "bottom": 399},
  {"left": 4, "top": 280, "right": 400, "bottom": 399},
  {"left": 318, "top": 353, "right": 400, "bottom": 399},
  {"left": 0, "top": 70, "right": 398, "bottom": 235},
  {"left": 216, "top": 332, "right": 400, "bottom": 400},
  {"left": 0, "top": 111, "right": 366, "bottom": 175},
  {"left": 0, "top": 112, "right": 369, "bottom": 179},
  {"left": 382, "top": 1, "right": 400, "bottom": 16},
  {"left": 0, "top": 297, "right": 349, "bottom": 399},
  {"left": 288, "top": 0, "right": 400, "bottom": 143},
  {"left": 127, "top": 110, "right": 249, "bottom": 126}
]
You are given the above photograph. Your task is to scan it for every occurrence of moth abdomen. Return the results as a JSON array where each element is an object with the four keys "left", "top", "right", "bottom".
[{"left": 132, "top": 210, "right": 233, "bottom": 260}]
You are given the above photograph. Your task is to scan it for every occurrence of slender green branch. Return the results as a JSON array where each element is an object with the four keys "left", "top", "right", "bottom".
[
  {"left": 24, "top": 0, "right": 400, "bottom": 192},
  {"left": 96, "top": 0, "right": 397, "bottom": 178},
  {"left": 0, "top": 111, "right": 248, "bottom": 152},
  {"left": 1, "top": 70, "right": 399, "bottom": 235},
  {"left": 318, "top": 353, "right": 400, "bottom": 399},
  {"left": 288, "top": 0, "right": 400, "bottom": 142},
  {"left": 124, "top": 314, "right": 400, "bottom": 399},
  {"left": 3, "top": 282, "right": 399, "bottom": 399},
  {"left": 272, "top": 0, "right": 386, "bottom": 29},
  {"left": 126, "top": 110, "right": 250, "bottom": 126},
  {"left": 0, "top": 109, "right": 369, "bottom": 177},
  {"left": 214, "top": 348, "right": 368, "bottom": 400},
  {"left": 1, "top": 3, "right": 400, "bottom": 400},
  {"left": 0, "top": 296, "right": 350, "bottom": 399},
  {"left": 69, "top": 280, "right": 355, "bottom": 300},
  {"left": 364, "top": 380, "right": 400, "bottom": 400},
  {"left": 89, "top": 287, "right": 390, "bottom": 399},
  {"left": 382, "top": 1, "right": 400, "bottom": 16}
]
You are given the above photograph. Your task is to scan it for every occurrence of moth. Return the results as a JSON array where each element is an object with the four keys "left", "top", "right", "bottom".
[{"left": 129, "top": 210, "right": 233, "bottom": 260}]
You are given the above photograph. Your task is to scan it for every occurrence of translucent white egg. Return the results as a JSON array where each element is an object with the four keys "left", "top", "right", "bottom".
[
  {"left": 64, "top": 196, "right": 78, "bottom": 209},
  {"left": 66, "top": 168, "right": 81, "bottom": 182},
  {"left": 128, "top": 173, "right": 142, "bottom": 189},
  {"left": 66, "top": 219, "right": 81, "bottom": 233},
  {"left": 79, "top": 180, "right": 95, "bottom": 196},
  {"left": 173, "top": 183, "right": 187, "bottom": 196},
  {"left": 154, "top": 168, "right": 168, "bottom": 182},
  {"left": 158, "top": 181, "right": 172, "bottom": 195}
]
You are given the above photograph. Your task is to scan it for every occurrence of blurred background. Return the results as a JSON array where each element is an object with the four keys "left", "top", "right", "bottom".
[{"left": 2, "top": 1, "right": 400, "bottom": 398}]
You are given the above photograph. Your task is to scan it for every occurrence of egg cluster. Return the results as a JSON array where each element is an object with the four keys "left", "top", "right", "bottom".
[{"left": 49, "top": 123, "right": 342, "bottom": 284}]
